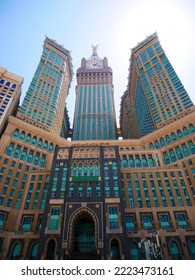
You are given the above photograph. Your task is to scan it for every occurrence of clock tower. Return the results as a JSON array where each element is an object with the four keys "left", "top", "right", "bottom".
[{"left": 72, "top": 45, "right": 117, "bottom": 140}]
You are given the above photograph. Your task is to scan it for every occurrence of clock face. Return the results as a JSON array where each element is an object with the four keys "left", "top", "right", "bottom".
[{"left": 86, "top": 60, "right": 102, "bottom": 69}]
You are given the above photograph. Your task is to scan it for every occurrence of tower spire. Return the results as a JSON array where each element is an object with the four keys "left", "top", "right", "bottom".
[{"left": 91, "top": 44, "right": 98, "bottom": 56}]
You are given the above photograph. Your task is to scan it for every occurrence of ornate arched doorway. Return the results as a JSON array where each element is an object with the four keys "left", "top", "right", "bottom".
[
  {"left": 111, "top": 238, "right": 120, "bottom": 260},
  {"left": 46, "top": 239, "right": 56, "bottom": 260},
  {"left": 69, "top": 209, "right": 98, "bottom": 260}
]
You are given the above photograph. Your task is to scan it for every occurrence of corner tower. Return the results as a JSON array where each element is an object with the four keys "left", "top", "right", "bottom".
[
  {"left": 72, "top": 45, "right": 117, "bottom": 140},
  {"left": 17, "top": 37, "right": 73, "bottom": 137},
  {"left": 120, "top": 32, "right": 194, "bottom": 139}
]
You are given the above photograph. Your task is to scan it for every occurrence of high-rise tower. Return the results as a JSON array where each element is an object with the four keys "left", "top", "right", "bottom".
[
  {"left": 120, "top": 32, "right": 194, "bottom": 139},
  {"left": 17, "top": 37, "right": 73, "bottom": 137},
  {"left": 72, "top": 45, "right": 117, "bottom": 140}
]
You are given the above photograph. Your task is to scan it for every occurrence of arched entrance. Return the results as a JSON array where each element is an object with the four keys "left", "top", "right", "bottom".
[
  {"left": 130, "top": 242, "right": 140, "bottom": 260},
  {"left": 46, "top": 239, "right": 56, "bottom": 260},
  {"left": 70, "top": 210, "right": 98, "bottom": 260},
  {"left": 111, "top": 239, "right": 120, "bottom": 260},
  {"left": 170, "top": 240, "right": 182, "bottom": 260}
]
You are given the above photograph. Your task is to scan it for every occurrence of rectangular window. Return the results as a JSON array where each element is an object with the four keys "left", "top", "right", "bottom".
[
  {"left": 109, "top": 207, "right": 119, "bottom": 229},
  {"left": 176, "top": 213, "right": 188, "bottom": 229},
  {"left": 142, "top": 214, "right": 153, "bottom": 230},
  {"left": 159, "top": 214, "right": 170, "bottom": 229},
  {"left": 49, "top": 207, "right": 60, "bottom": 230},
  {"left": 21, "top": 217, "right": 32, "bottom": 232},
  {"left": 126, "top": 215, "right": 135, "bottom": 231}
]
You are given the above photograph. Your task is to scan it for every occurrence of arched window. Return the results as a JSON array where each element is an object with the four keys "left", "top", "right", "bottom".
[
  {"left": 129, "top": 156, "right": 135, "bottom": 168},
  {"left": 30, "top": 243, "right": 38, "bottom": 260},
  {"left": 6, "top": 81, "right": 11, "bottom": 86},
  {"left": 170, "top": 241, "right": 182, "bottom": 260},
  {"left": 27, "top": 150, "right": 34, "bottom": 163},
  {"left": 154, "top": 140, "right": 160, "bottom": 148},
  {"left": 169, "top": 149, "right": 177, "bottom": 162},
  {"left": 43, "top": 141, "right": 48, "bottom": 149},
  {"left": 13, "top": 145, "right": 21, "bottom": 159},
  {"left": 39, "top": 155, "right": 46, "bottom": 168},
  {"left": 48, "top": 143, "right": 53, "bottom": 151},
  {"left": 72, "top": 163, "right": 77, "bottom": 176},
  {"left": 160, "top": 137, "right": 165, "bottom": 146},
  {"left": 181, "top": 143, "right": 190, "bottom": 157},
  {"left": 135, "top": 155, "right": 142, "bottom": 167},
  {"left": 142, "top": 155, "right": 148, "bottom": 167},
  {"left": 78, "top": 163, "right": 82, "bottom": 176},
  {"left": 19, "top": 131, "right": 25, "bottom": 140},
  {"left": 122, "top": 156, "right": 128, "bottom": 168},
  {"left": 190, "top": 240, "right": 195, "bottom": 260},
  {"left": 171, "top": 132, "right": 177, "bottom": 141},
  {"left": 84, "top": 163, "right": 88, "bottom": 176},
  {"left": 0, "top": 79, "right": 4, "bottom": 84},
  {"left": 33, "top": 152, "right": 40, "bottom": 165},
  {"left": 32, "top": 136, "right": 37, "bottom": 145},
  {"left": 10, "top": 242, "right": 21, "bottom": 260},
  {"left": 163, "top": 151, "right": 170, "bottom": 165},
  {"left": 183, "top": 127, "right": 189, "bottom": 136},
  {"left": 189, "top": 124, "right": 195, "bottom": 133},
  {"left": 165, "top": 135, "right": 171, "bottom": 144},
  {"left": 177, "top": 129, "right": 183, "bottom": 139},
  {"left": 149, "top": 143, "right": 154, "bottom": 149},
  {"left": 37, "top": 138, "right": 42, "bottom": 148},
  {"left": 94, "top": 163, "right": 99, "bottom": 176},
  {"left": 175, "top": 147, "right": 183, "bottom": 159},
  {"left": 26, "top": 134, "right": 31, "bottom": 143},
  {"left": 148, "top": 155, "right": 155, "bottom": 167},
  {"left": 20, "top": 147, "right": 27, "bottom": 161},
  {"left": 12, "top": 129, "right": 19, "bottom": 138},
  {"left": 6, "top": 142, "right": 15, "bottom": 156},
  {"left": 188, "top": 141, "right": 195, "bottom": 154},
  {"left": 130, "top": 242, "right": 140, "bottom": 260},
  {"left": 12, "top": 84, "right": 16, "bottom": 89}
]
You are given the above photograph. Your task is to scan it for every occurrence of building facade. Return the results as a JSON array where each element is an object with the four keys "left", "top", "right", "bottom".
[
  {"left": 17, "top": 36, "right": 73, "bottom": 137},
  {"left": 0, "top": 67, "right": 23, "bottom": 137},
  {"left": 120, "top": 32, "right": 194, "bottom": 139},
  {"left": 0, "top": 34, "right": 195, "bottom": 260}
]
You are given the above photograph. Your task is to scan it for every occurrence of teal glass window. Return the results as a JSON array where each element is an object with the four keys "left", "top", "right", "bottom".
[
  {"left": 188, "top": 141, "right": 195, "bottom": 154},
  {"left": 30, "top": 243, "right": 38, "bottom": 260},
  {"left": 49, "top": 208, "right": 60, "bottom": 230},
  {"left": 181, "top": 143, "right": 190, "bottom": 157},
  {"left": 159, "top": 214, "right": 170, "bottom": 229},
  {"left": 21, "top": 217, "right": 32, "bottom": 232},
  {"left": 126, "top": 215, "right": 135, "bottom": 231},
  {"left": 10, "top": 243, "right": 21, "bottom": 260},
  {"left": 0, "top": 213, "right": 6, "bottom": 230},
  {"left": 176, "top": 213, "right": 188, "bottom": 229},
  {"left": 130, "top": 242, "right": 140, "bottom": 260},
  {"left": 109, "top": 207, "right": 119, "bottom": 229},
  {"left": 129, "top": 156, "right": 135, "bottom": 167},
  {"left": 6, "top": 142, "right": 15, "bottom": 156},
  {"left": 142, "top": 214, "right": 152, "bottom": 229}
]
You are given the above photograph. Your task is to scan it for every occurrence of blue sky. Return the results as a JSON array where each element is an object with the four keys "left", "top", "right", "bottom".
[{"left": 0, "top": 0, "right": 195, "bottom": 126}]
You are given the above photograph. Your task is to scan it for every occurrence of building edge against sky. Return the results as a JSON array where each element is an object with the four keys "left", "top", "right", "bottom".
[
  {"left": 0, "top": 33, "right": 195, "bottom": 260},
  {"left": 17, "top": 36, "right": 73, "bottom": 138},
  {"left": 120, "top": 32, "right": 194, "bottom": 139}
]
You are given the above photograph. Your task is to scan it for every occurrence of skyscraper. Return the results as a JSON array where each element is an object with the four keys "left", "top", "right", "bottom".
[
  {"left": 0, "top": 67, "right": 23, "bottom": 137},
  {"left": 0, "top": 34, "right": 195, "bottom": 260},
  {"left": 72, "top": 45, "right": 117, "bottom": 140},
  {"left": 120, "top": 32, "right": 194, "bottom": 139},
  {"left": 17, "top": 36, "right": 73, "bottom": 137}
]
